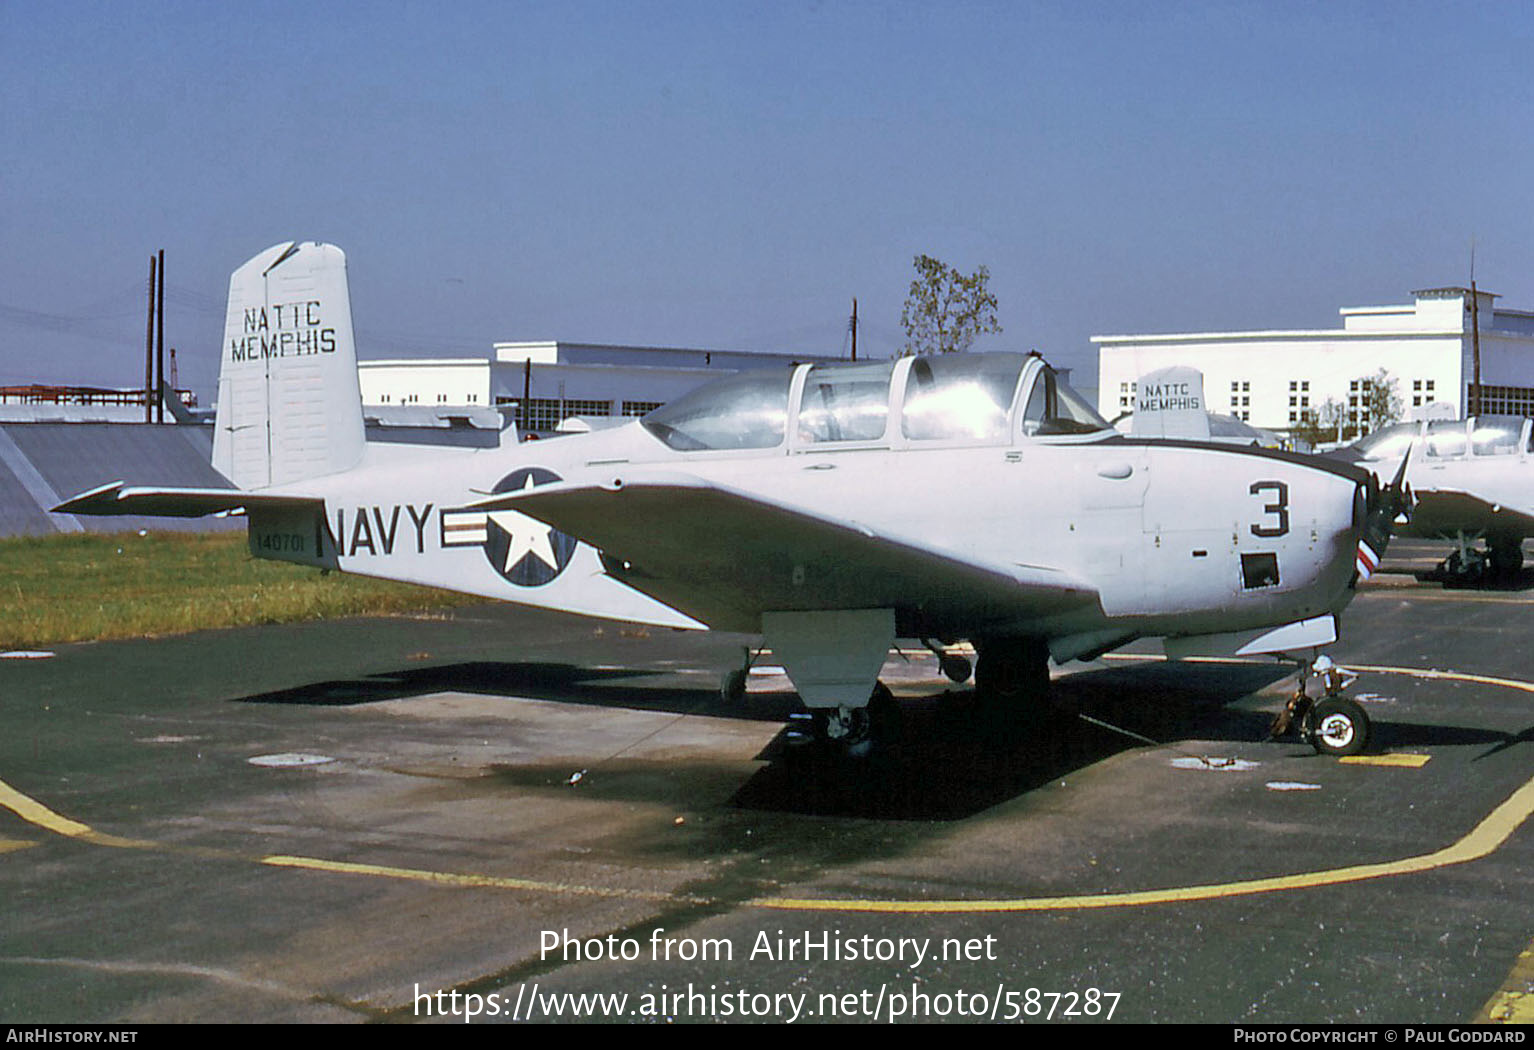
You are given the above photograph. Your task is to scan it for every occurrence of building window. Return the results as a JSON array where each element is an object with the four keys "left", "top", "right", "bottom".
[
  {"left": 622, "top": 400, "right": 665, "bottom": 416},
  {"left": 1471, "top": 384, "right": 1534, "bottom": 417},
  {"left": 519, "top": 397, "right": 614, "bottom": 431}
]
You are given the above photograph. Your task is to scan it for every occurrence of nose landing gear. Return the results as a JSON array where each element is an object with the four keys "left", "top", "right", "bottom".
[{"left": 1270, "top": 654, "right": 1371, "bottom": 756}]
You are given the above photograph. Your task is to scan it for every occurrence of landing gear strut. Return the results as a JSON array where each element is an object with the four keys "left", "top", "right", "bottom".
[
  {"left": 974, "top": 636, "right": 1050, "bottom": 704},
  {"left": 971, "top": 636, "right": 1061, "bottom": 741},
  {"left": 1271, "top": 654, "right": 1370, "bottom": 756}
]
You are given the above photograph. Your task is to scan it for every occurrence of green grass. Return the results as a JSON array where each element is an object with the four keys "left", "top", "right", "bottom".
[{"left": 0, "top": 530, "right": 481, "bottom": 649}]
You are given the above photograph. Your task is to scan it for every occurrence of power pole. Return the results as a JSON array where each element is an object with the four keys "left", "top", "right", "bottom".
[
  {"left": 1469, "top": 241, "right": 1482, "bottom": 418},
  {"left": 1470, "top": 281, "right": 1482, "bottom": 419},
  {"left": 143, "top": 255, "right": 156, "bottom": 423},
  {"left": 155, "top": 249, "right": 165, "bottom": 423},
  {"left": 850, "top": 297, "right": 858, "bottom": 361}
]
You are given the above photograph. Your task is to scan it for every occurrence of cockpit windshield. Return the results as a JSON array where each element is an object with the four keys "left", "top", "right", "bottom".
[
  {"left": 1020, "top": 366, "right": 1112, "bottom": 436},
  {"left": 641, "top": 368, "right": 792, "bottom": 451}
]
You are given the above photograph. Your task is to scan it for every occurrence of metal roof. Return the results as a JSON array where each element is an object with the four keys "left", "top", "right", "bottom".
[{"left": 0, "top": 423, "right": 240, "bottom": 537}]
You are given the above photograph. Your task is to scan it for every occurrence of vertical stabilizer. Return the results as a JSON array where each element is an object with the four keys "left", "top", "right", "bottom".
[
  {"left": 211, "top": 242, "right": 365, "bottom": 489},
  {"left": 1132, "top": 365, "right": 1211, "bottom": 440}
]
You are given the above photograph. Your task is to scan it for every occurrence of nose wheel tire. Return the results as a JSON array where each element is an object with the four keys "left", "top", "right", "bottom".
[{"left": 1305, "top": 696, "right": 1370, "bottom": 757}]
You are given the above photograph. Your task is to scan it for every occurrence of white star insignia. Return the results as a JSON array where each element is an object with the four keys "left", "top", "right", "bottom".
[{"left": 490, "top": 474, "right": 559, "bottom": 572}]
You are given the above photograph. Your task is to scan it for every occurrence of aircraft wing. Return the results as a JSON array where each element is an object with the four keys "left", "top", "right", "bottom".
[
  {"left": 54, "top": 482, "right": 323, "bottom": 518},
  {"left": 1409, "top": 487, "right": 1534, "bottom": 537},
  {"left": 469, "top": 471, "right": 1099, "bottom": 633}
]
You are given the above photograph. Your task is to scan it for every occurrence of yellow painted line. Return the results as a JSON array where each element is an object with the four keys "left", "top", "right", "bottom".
[
  {"left": 752, "top": 773, "right": 1534, "bottom": 913},
  {"left": 1364, "top": 592, "right": 1534, "bottom": 605},
  {"left": 4, "top": 763, "right": 1533, "bottom": 916},
  {"left": 0, "top": 778, "right": 94, "bottom": 838},
  {"left": 1339, "top": 753, "right": 1432, "bottom": 768},
  {"left": 260, "top": 854, "right": 699, "bottom": 903},
  {"left": 2, "top": 660, "right": 1531, "bottom": 917},
  {"left": 0, "top": 838, "right": 37, "bottom": 854},
  {"left": 1347, "top": 664, "right": 1534, "bottom": 695},
  {"left": 1476, "top": 943, "right": 1534, "bottom": 1024},
  {"left": 0, "top": 775, "right": 696, "bottom": 900}
]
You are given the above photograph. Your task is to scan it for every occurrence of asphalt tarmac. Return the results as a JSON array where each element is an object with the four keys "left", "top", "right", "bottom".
[{"left": 2, "top": 539, "right": 1532, "bottom": 1024}]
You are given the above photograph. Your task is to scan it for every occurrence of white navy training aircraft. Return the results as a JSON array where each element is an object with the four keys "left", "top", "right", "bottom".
[
  {"left": 58, "top": 242, "right": 1402, "bottom": 758},
  {"left": 1340, "top": 416, "right": 1534, "bottom": 582}
]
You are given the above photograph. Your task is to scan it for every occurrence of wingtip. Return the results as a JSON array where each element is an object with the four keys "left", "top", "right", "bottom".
[{"left": 52, "top": 480, "right": 125, "bottom": 513}]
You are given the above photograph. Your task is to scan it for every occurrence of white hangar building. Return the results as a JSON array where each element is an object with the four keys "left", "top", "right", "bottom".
[
  {"left": 1094, "top": 287, "right": 1534, "bottom": 434},
  {"left": 357, "top": 340, "right": 841, "bottom": 434}
]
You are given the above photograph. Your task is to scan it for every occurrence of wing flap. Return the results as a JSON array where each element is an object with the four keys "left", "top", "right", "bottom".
[
  {"left": 470, "top": 471, "right": 1098, "bottom": 633},
  {"left": 54, "top": 482, "right": 323, "bottom": 518}
]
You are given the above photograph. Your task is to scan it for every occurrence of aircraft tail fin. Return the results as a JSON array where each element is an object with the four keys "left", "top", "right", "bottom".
[
  {"left": 1131, "top": 365, "right": 1211, "bottom": 440},
  {"left": 211, "top": 242, "right": 365, "bottom": 489}
]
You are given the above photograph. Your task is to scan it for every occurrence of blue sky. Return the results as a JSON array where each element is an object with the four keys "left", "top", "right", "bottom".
[{"left": 4, "top": 1, "right": 1533, "bottom": 401}]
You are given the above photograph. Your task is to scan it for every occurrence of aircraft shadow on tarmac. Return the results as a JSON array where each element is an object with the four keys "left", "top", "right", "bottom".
[
  {"left": 229, "top": 659, "right": 1522, "bottom": 821},
  {"left": 229, "top": 660, "right": 806, "bottom": 722},
  {"left": 1411, "top": 564, "right": 1534, "bottom": 591}
]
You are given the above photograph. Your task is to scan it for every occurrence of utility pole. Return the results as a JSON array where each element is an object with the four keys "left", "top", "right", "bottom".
[
  {"left": 1469, "top": 242, "right": 1482, "bottom": 418},
  {"left": 849, "top": 297, "right": 858, "bottom": 361},
  {"left": 155, "top": 249, "right": 165, "bottom": 423},
  {"left": 143, "top": 255, "right": 156, "bottom": 423}
]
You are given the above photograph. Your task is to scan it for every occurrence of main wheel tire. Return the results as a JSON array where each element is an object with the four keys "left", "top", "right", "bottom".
[
  {"left": 719, "top": 668, "right": 747, "bottom": 704},
  {"left": 1308, "top": 696, "right": 1370, "bottom": 756},
  {"left": 1488, "top": 535, "right": 1524, "bottom": 579}
]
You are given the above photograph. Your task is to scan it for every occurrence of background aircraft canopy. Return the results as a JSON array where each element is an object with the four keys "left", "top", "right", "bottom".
[
  {"left": 1349, "top": 421, "right": 1417, "bottom": 463},
  {"left": 1347, "top": 415, "right": 1533, "bottom": 464}
]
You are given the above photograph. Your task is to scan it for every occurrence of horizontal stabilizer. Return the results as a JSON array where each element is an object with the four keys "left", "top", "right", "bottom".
[
  {"left": 54, "top": 482, "right": 323, "bottom": 518},
  {"left": 469, "top": 471, "right": 1098, "bottom": 633}
]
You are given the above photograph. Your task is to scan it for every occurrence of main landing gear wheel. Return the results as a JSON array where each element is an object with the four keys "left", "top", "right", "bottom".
[
  {"left": 1488, "top": 534, "right": 1525, "bottom": 580},
  {"left": 1305, "top": 696, "right": 1370, "bottom": 757},
  {"left": 805, "top": 682, "right": 899, "bottom": 759}
]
